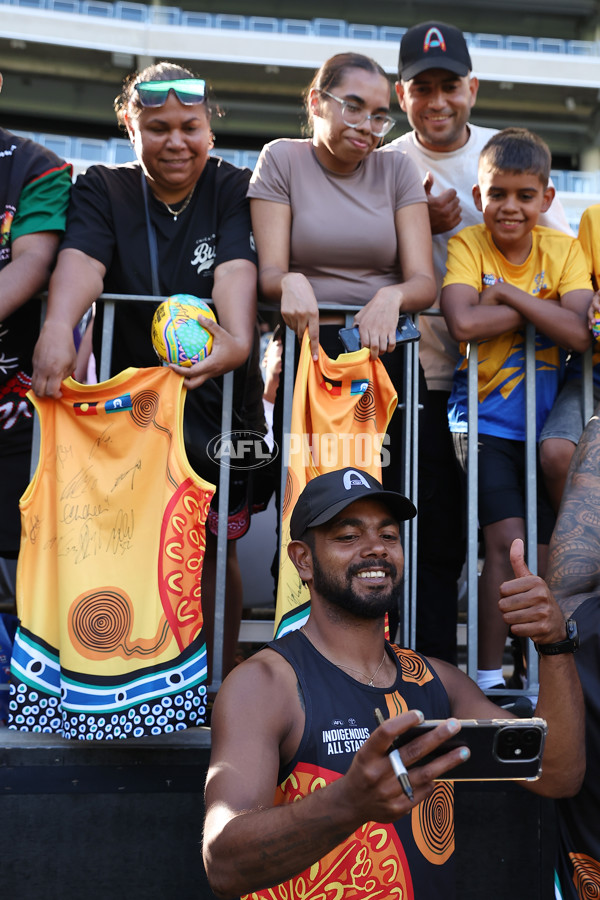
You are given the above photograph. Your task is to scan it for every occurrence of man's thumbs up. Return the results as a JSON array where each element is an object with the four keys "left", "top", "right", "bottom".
[{"left": 509, "top": 538, "right": 532, "bottom": 580}]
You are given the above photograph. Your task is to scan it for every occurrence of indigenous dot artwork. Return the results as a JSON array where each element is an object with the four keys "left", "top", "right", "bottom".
[{"left": 151, "top": 294, "right": 216, "bottom": 366}]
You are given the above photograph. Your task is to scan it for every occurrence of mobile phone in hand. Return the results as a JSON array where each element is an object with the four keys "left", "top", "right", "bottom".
[{"left": 338, "top": 315, "right": 421, "bottom": 353}]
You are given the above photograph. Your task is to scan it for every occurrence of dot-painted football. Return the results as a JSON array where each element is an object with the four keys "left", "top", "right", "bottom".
[{"left": 151, "top": 294, "right": 216, "bottom": 367}]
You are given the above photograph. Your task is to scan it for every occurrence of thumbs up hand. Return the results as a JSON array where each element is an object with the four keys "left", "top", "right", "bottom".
[
  {"left": 423, "top": 171, "right": 462, "bottom": 235},
  {"left": 498, "top": 539, "right": 568, "bottom": 646}
]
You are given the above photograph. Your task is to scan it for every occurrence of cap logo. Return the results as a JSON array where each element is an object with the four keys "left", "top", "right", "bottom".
[
  {"left": 343, "top": 470, "right": 371, "bottom": 491},
  {"left": 423, "top": 27, "right": 446, "bottom": 53}
]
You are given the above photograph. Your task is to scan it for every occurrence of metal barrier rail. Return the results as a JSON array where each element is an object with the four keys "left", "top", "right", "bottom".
[{"left": 28, "top": 298, "right": 594, "bottom": 699}]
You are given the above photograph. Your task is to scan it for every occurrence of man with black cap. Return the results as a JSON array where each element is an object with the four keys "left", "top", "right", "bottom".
[
  {"left": 203, "top": 467, "right": 583, "bottom": 900},
  {"left": 391, "top": 22, "right": 572, "bottom": 667}
]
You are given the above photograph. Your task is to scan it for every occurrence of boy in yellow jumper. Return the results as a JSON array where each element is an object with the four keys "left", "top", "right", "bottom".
[{"left": 440, "top": 127, "right": 592, "bottom": 695}]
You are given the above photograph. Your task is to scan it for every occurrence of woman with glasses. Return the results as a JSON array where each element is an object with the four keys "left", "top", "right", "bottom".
[
  {"left": 22, "top": 63, "right": 264, "bottom": 737},
  {"left": 249, "top": 52, "right": 435, "bottom": 368},
  {"left": 249, "top": 54, "right": 434, "bottom": 500}
]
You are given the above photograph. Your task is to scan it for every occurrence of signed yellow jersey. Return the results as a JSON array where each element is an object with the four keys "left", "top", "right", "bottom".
[
  {"left": 9, "top": 366, "right": 214, "bottom": 739},
  {"left": 275, "top": 333, "right": 397, "bottom": 637}
]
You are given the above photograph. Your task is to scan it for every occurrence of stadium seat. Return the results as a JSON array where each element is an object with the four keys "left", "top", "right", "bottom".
[
  {"left": 313, "top": 18, "right": 347, "bottom": 38},
  {"left": 248, "top": 16, "right": 279, "bottom": 33},
  {"left": 472, "top": 34, "right": 505, "bottom": 50},
  {"left": 180, "top": 10, "right": 212, "bottom": 28},
  {"left": 280, "top": 18, "right": 311, "bottom": 35},
  {"left": 110, "top": 139, "right": 136, "bottom": 164},
  {"left": 378, "top": 26, "right": 407, "bottom": 43},
  {"left": 80, "top": 0, "right": 113, "bottom": 16},
  {"left": 73, "top": 137, "right": 108, "bottom": 162},
  {"left": 148, "top": 5, "right": 181, "bottom": 26},
  {"left": 506, "top": 35, "right": 535, "bottom": 52},
  {"left": 348, "top": 23, "right": 378, "bottom": 41},
  {"left": 566, "top": 171, "right": 599, "bottom": 193},
  {"left": 567, "top": 40, "right": 597, "bottom": 56},
  {"left": 114, "top": 1, "right": 147, "bottom": 23},
  {"left": 47, "top": 0, "right": 79, "bottom": 12},
  {"left": 536, "top": 38, "right": 566, "bottom": 54},
  {"left": 214, "top": 13, "right": 246, "bottom": 30}
]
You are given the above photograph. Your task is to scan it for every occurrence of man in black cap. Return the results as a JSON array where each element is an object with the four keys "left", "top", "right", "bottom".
[
  {"left": 390, "top": 22, "right": 572, "bottom": 669},
  {"left": 203, "top": 467, "right": 583, "bottom": 900}
]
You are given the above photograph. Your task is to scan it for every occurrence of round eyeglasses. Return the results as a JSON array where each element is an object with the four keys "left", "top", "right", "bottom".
[{"left": 318, "top": 90, "right": 396, "bottom": 138}]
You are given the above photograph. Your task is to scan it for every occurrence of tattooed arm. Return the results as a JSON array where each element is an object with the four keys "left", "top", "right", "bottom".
[{"left": 546, "top": 408, "right": 600, "bottom": 617}]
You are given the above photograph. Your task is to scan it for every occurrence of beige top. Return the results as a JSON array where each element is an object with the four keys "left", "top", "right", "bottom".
[{"left": 248, "top": 138, "right": 426, "bottom": 308}]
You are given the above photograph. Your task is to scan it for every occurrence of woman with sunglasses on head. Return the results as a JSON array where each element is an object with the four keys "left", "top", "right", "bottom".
[
  {"left": 249, "top": 54, "right": 435, "bottom": 487},
  {"left": 28, "top": 62, "right": 264, "bottom": 702}
]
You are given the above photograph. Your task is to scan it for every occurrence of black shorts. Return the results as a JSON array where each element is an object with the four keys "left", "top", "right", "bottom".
[{"left": 452, "top": 432, "right": 555, "bottom": 544}]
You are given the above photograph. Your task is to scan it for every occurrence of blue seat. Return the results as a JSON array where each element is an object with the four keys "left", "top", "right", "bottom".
[
  {"left": 536, "top": 38, "right": 565, "bottom": 54},
  {"left": 379, "top": 26, "right": 406, "bottom": 43},
  {"left": 549, "top": 169, "right": 566, "bottom": 192},
  {"left": 248, "top": 16, "right": 278, "bottom": 33},
  {"left": 81, "top": 0, "right": 113, "bottom": 16},
  {"left": 114, "top": 1, "right": 147, "bottom": 23},
  {"left": 566, "top": 171, "right": 599, "bottom": 193},
  {"left": 148, "top": 5, "right": 181, "bottom": 26},
  {"left": 39, "top": 134, "right": 72, "bottom": 158},
  {"left": 47, "top": 0, "right": 79, "bottom": 12},
  {"left": 472, "top": 33, "right": 505, "bottom": 50},
  {"left": 281, "top": 18, "right": 311, "bottom": 36},
  {"left": 110, "top": 140, "right": 136, "bottom": 164},
  {"left": 13, "top": 0, "right": 47, "bottom": 9},
  {"left": 567, "top": 40, "right": 596, "bottom": 56},
  {"left": 73, "top": 138, "right": 108, "bottom": 163},
  {"left": 180, "top": 10, "right": 212, "bottom": 28},
  {"left": 348, "top": 23, "right": 378, "bottom": 41},
  {"left": 505, "top": 35, "right": 535, "bottom": 53},
  {"left": 214, "top": 13, "right": 246, "bottom": 30},
  {"left": 313, "top": 18, "right": 347, "bottom": 38}
]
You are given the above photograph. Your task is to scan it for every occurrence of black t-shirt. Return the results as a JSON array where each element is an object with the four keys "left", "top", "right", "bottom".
[{"left": 62, "top": 156, "right": 257, "bottom": 374}]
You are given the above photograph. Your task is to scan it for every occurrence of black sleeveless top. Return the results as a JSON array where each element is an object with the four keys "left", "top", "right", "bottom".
[
  {"left": 555, "top": 595, "right": 600, "bottom": 898},
  {"left": 250, "top": 630, "right": 454, "bottom": 900}
]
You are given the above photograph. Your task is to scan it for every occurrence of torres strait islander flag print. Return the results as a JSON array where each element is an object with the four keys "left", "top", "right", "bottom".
[{"left": 274, "top": 332, "right": 397, "bottom": 637}]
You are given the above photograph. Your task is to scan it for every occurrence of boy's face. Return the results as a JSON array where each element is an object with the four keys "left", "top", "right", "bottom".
[{"left": 473, "top": 163, "right": 555, "bottom": 258}]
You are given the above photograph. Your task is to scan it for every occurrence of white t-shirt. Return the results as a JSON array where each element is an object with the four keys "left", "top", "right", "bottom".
[{"left": 392, "top": 125, "right": 573, "bottom": 391}]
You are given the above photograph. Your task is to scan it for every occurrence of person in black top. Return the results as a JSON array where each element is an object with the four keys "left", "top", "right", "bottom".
[
  {"left": 30, "top": 62, "right": 263, "bottom": 678},
  {"left": 544, "top": 409, "right": 600, "bottom": 897},
  {"left": 0, "top": 72, "right": 72, "bottom": 561},
  {"left": 203, "top": 467, "right": 584, "bottom": 900}
]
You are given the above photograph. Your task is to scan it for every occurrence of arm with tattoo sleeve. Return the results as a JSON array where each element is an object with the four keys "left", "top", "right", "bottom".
[{"left": 546, "top": 408, "right": 600, "bottom": 617}]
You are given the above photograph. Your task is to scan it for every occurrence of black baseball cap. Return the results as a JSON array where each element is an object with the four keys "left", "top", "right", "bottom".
[
  {"left": 398, "top": 21, "right": 473, "bottom": 81},
  {"left": 290, "top": 468, "right": 416, "bottom": 541}
]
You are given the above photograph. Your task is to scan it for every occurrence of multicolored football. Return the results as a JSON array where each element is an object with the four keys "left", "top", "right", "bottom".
[{"left": 151, "top": 294, "right": 216, "bottom": 367}]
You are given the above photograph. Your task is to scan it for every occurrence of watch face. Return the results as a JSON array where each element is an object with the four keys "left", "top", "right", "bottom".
[{"left": 566, "top": 619, "right": 579, "bottom": 646}]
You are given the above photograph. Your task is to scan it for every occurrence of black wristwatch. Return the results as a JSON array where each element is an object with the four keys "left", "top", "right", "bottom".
[{"left": 536, "top": 619, "right": 579, "bottom": 656}]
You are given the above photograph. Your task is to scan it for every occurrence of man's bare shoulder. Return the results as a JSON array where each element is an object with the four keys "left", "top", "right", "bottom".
[{"left": 210, "top": 644, "right": 305, "bottom": 771}]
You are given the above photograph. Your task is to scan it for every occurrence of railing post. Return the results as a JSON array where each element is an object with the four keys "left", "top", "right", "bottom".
[{"left": 466, "top": 340, "right": 479, "bottom": 681}]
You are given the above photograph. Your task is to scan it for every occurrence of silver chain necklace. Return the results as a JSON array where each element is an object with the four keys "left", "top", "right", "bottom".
[{"left": 300, "top": 626, "right": 387, "bottom": 686}]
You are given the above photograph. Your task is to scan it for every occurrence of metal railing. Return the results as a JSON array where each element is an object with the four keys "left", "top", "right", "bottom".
[{"left": 27, "top": 298, "right": 595, "bottom": 700}]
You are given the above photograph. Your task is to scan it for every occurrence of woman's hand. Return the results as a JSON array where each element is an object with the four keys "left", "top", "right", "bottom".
[
  {"left": 280, "top": 272, "right": 320, "bottom": 360},
  {"left": 169, "top": 314, "right": 248, "bottom": 390},
  {"left": 31, "top": 319, "right": 78, "bottom": 398},
  {"left": 354, "top": 286, "right": 403, "bottom": 359}
]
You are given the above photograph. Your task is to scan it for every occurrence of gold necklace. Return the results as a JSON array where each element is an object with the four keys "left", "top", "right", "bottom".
[
  {"left": 160, "top": 185, "right": 195, "bottom": 221},
  {"left": 300, "top": 626, "right": 387, "bottom": 687}
]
